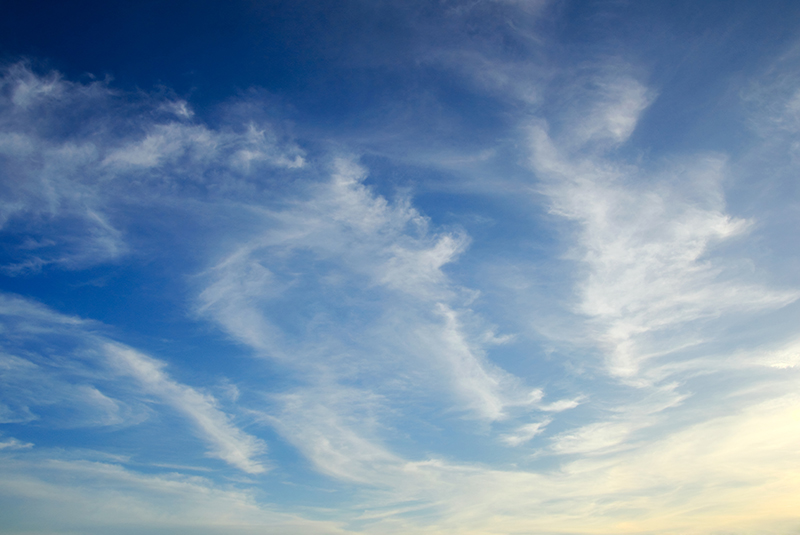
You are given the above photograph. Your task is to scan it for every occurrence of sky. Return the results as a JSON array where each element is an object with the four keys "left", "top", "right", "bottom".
[{"left": 1, "top": 1, "right": 800, "bottom": 534}]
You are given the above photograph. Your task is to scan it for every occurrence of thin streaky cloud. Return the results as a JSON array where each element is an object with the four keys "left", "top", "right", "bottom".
[
  {"left": 196, "top": 157, "right": 543, "bottom": 422},
  {"left": 528, "top": 117, "right": 798, "bottom": 379},
  {"left": 104, "top": 343, "right": 267, "bottom": 474},
  {"left": 0, "top": 292, "right": 266, "bottom": 474}
]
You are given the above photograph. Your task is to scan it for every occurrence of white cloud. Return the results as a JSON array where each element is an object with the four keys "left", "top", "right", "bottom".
[
  {"left": 2, "top": 63, "right": 67, "bottom": 109},
  {"left": 102, "top": 123, "right": 218, "bottom": 168},
  {"left": 255, "top": 389, "right": 800, "bottom": 535},
  {"left": 410, "top": 303, "right": 536, "bottom": 420},
  {"left": 196, "top": 157, "right": 534, "bottom": 423},
  {"left": 159, "top": 99, "right": 194, "bottom": 119},
  {"left": 0, "top": 292, "right": 265, "bottom": 474},
  {"left": 571, "top": 76, "right": 654, "bottom": 147},
  {"left": 528, "top": 106, "right": 798, "bottom": 379},
  {"left": 104, "top": 343, "right": 267, "bottom": 474},
  {"left": 0, "top": 64, "right": 305, "bottom": 272},
  {"left": 0, "top": 454, "right": 349, "bottom": 535},
  {"left": 197, "top": 250, "right": 287, "bottom": 358},
  {"left": 538, "top": 397, "right": 582, "bottom": 412},
  {"left": 756, "top": 338, "right": 800, "bottom": 369},
  {"left": 550, "top": 420, "right": 637, "bottom": 455},
  {"left": 0, "top": 437, "right": 34, "bottom": 450},
  {"left": 260, "top": 387, "right": 401, "bottom": 484},
  {"left": 501, "top": 419, "right": 550, "bottom": 446}
]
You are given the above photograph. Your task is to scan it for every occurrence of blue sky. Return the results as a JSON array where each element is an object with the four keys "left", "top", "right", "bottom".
[{"left": 2, "top": 1, "right": 800, "bottom": 533}]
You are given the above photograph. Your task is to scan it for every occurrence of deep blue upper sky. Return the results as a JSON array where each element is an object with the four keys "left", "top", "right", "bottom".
[{"left": 4, "top": 0, "right": 798, "bottom": 146}]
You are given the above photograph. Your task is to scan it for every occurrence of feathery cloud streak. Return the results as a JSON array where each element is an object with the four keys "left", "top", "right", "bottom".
[
  {"left": 528, "top": 75, "right": 798, "bottom": 380},
  {"left": 0, "top": 293, "right": 265, "bottom": 473}
]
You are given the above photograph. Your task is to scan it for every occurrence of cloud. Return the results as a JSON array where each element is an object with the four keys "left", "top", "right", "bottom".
[
  {"left": 0, "top": 454, "right": 348, "bottom": 535},
  {"left": 581, "top": 78, "right": 652, "bottom": 145},
  {"left": 0, "top": 63, "right": 305, "bottom": 273},
  {"left": 410, "top": 303, "right": 537, "bottom": 420},
  {"left": 501, "top": 419, "right": 550, "bottom": 446},
  {"left": 259, "top": 386, "right": 401, "bottom": 484},
  {"left": 103, "top": 343, "right": 267, "bottom": 474},
  {"left": 528, "top": 96, "right": 798, "bottom": 379},
  {"left": 0, "top": 292, "right": 265, "bottom": 473},
  {"left": 0, "top": 437, "right": 33, "bottom": 450},
  {"left": 753, "top": 338, "right": 800, "bottom": 369},
  {"left": 255, "top": 389, "right": 800, "bottom": 535},
  {"left": 196, "top": 157, "right": 538, "bottom": 423}
]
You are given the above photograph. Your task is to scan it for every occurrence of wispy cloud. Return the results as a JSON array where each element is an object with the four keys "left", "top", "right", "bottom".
[
  {"left": 0, "top": 293, "right": 265, "bottom": 473},
  {"left": 501, "top": 419, "right": 550, "bottom": 446},
  {"left": 196, "top": 157, "right": 542, "bottom": 423},
  {"left": 103, "top": 343, "right": 266, "bottom": 474},
  {"left": 259, "top": 386, "right": 401, "bottom": 484},
  {"left": 0, "top": 437, "right": 33, "bottom": 450},
  {"left": 0, "top": 63, "right": 305, "bottom": 273},
  {"left": 255, "top": 387, "right": 800, "bottom": 534},
  {"left": 0, "top": 454, "right": 348, "bottom": 535},
  {"left": 528, "top": 89, "right": 798, "bottom": 379}
]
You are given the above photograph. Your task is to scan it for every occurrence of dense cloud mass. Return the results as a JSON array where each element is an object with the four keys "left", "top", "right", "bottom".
[{"left": 2, "top": 1, "right": 800, "bottom": 534}]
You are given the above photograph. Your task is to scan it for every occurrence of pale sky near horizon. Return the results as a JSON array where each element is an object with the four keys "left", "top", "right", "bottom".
[{"left": 2, "top": 1, "right": 800, "bottom": 534}]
